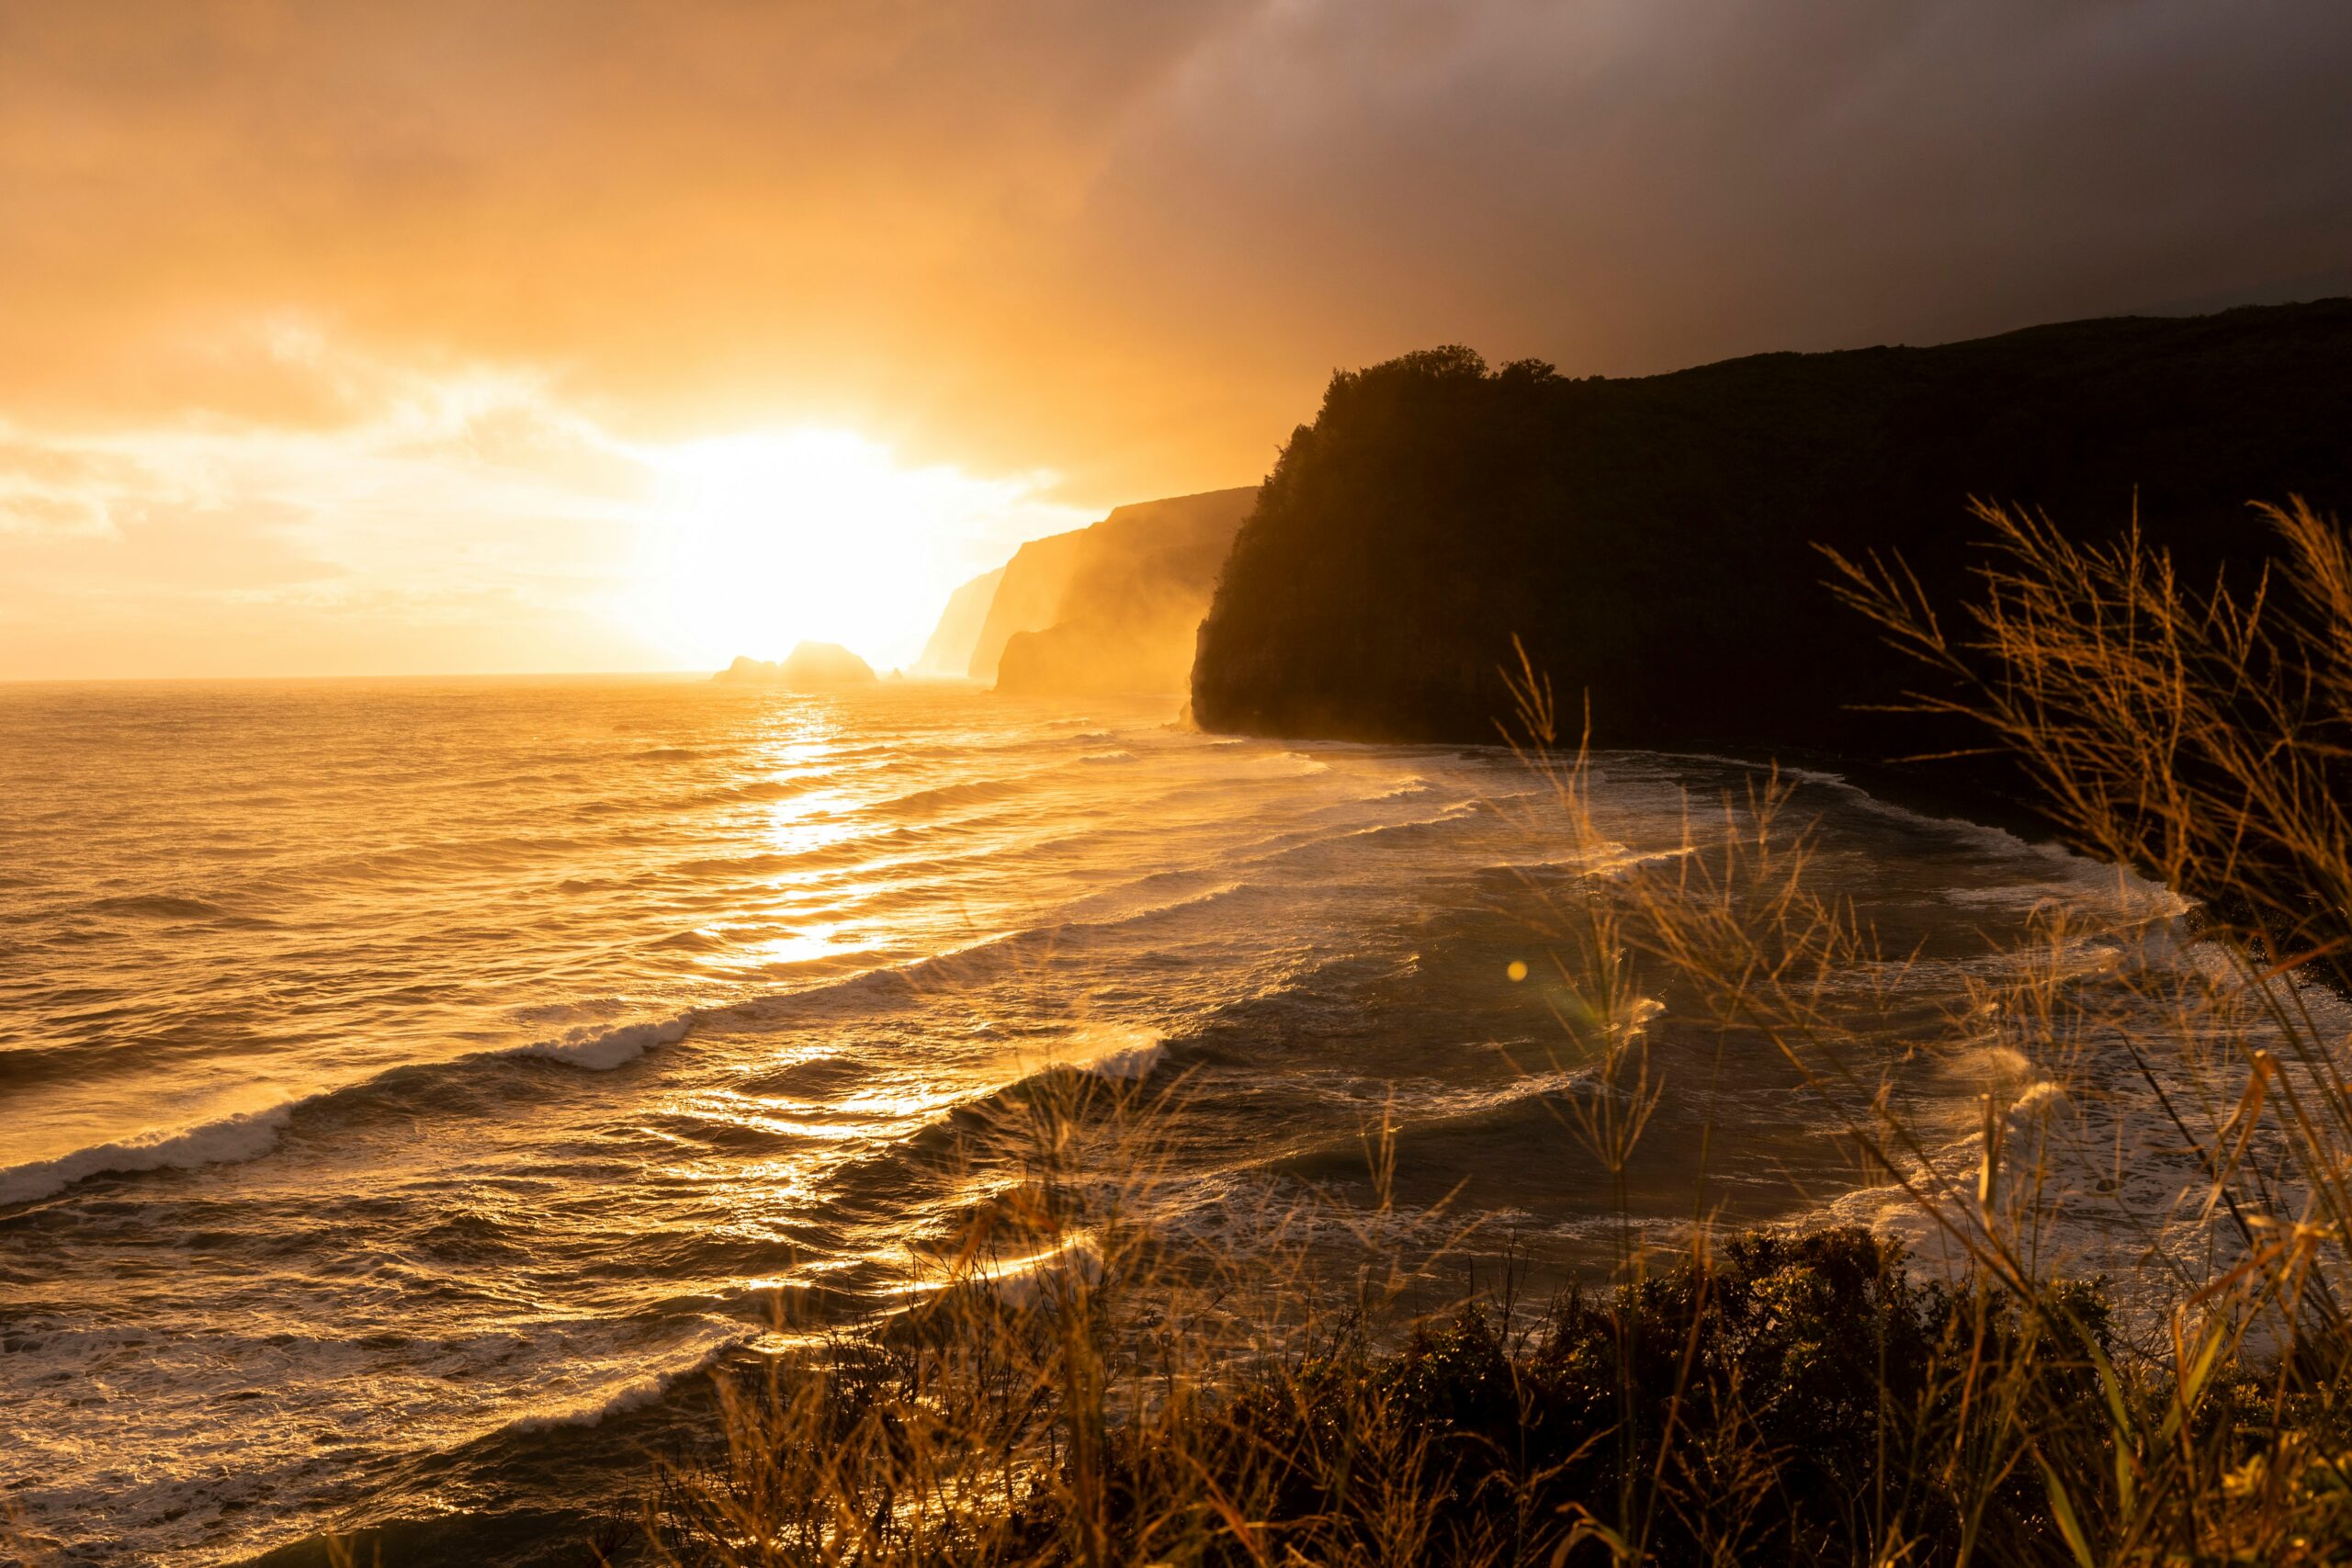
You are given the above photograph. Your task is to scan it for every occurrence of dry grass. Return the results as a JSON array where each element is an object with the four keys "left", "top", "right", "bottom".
[
  {"left": 623, "top": 497, "right": 2352, "bottom": 1567},
  {"left": 264, "top": 497, "right": 2352, "bottom": 1567}
]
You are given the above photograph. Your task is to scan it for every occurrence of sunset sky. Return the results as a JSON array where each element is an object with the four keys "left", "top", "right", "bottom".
[{"left": 6, "top": 1, "right": 2351, "bottom": 678}]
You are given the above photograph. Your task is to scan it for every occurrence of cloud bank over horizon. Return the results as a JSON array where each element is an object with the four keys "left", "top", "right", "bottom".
[{"left": 5, "top": 0, "right": 2349, "bottom": 676}]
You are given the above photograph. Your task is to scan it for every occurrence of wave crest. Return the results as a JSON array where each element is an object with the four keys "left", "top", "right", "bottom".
[
  {"left": 507, "top": 1014, "right": 693, "bottom": 1070},
  {"left": 0, "top": 1103, "right": 295, "bottom": 1206},
  {"left": 4, "top": 1013, "right": 698, "bottom": 1206}
]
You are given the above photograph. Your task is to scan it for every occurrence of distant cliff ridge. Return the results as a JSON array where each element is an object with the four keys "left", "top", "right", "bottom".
[
  {"left": 916, "top": 486, "right": 1259, "bottom": 694},
  {"left": 715, "top": 641, "right": 877, "bottom": 687},
  {"left": 1191, "top": 301, "right": 2352, "bottom": 775},
  {"left": 994, "top": 487, "right": 1259, "bottom": 695},
  {"left": 966, "top": 530, "right": 1090, "bottom": 682},
  {"left": 914, "top": 566, "right": 1004, "bottom": 675}
]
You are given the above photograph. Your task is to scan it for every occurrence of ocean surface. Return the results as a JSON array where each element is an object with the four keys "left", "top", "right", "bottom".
[{"left": 0, "top": 676, "right": 2221, "bottom": 1565}]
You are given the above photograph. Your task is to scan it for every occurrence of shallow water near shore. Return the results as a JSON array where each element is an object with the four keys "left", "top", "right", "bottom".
[{"left": 0, "top": 675, "right": 2217, "bottom": 1565}]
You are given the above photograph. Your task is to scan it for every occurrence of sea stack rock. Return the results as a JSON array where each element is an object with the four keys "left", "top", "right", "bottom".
[{"left": 714, "top": 641, "right": 878, "bottom": 687}]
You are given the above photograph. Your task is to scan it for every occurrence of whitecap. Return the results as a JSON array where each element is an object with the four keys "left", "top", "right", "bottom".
[
  {"left": 507, "top": 1013, "right": 694, "bottom": 1070},
  {"left": 0, "top": 1103, "right": 296, "bottom": 1206},
  {"left": 503, "top": 1336, "right": 740, "bottom": 1433},
  {"left": 1046, "top": 1023, "right": 1166, "bottom": 1081}
]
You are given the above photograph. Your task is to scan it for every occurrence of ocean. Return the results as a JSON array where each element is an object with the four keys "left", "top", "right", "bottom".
[{"left": 0, "top": 676, "right": 2211, "bottom": 1564}]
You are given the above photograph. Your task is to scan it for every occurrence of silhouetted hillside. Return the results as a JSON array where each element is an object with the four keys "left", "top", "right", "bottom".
[
  {"left": 1191, "top": 302, "right": 2352, "bottom": 793},
  {"left": 996, "top": 487, "right": 1258, "bottom": 695},
  {"left": 915, "top": 566, "right": 1004, "bottom": 675}
]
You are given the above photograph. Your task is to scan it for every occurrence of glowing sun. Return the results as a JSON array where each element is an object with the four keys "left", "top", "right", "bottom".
[{"left": 634, "top": 428, "right": 1066, "bottom": 671}]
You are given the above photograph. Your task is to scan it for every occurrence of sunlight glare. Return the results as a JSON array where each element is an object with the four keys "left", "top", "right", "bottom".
[{"left": 635, "top": 428, "right": 1056, "bottom": 671}]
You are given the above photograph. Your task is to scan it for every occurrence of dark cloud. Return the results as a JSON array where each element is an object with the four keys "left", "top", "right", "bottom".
[
  {"left": 1079, "top": 0, "right": 2352, "bottom": 380},
  {"left": 0, "top": 0, "right": 2346, "bottom": 491}
]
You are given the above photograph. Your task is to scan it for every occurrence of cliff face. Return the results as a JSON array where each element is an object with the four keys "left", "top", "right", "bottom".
[
  {"left": 1191, "top": 303, "right": 2352, "bottom": 769},
  {"left": 967, "top": 531, "right": 1089, "bottom": 682},
  {"left": 914, "top": 566, "right": 1004, "bottom": 675},
  {"left": 995, "top": 487, "right": 1259, "bottom": 695}
]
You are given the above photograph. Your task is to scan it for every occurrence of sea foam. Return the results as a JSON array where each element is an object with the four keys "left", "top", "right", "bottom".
[
  {"left": 1052, "top": 1023, "right": 1167, "bottom": 1081},
  {"left": 506, "top": 1013, "right": 694, "bottom": 1070},
  {"left": 0, "top": 1103, "right": 296, "bottom": 1206},
  {"left": 4, "top": 1013, "right": 697, "bottom": 1206},
  {"left": 503, "top": 1335, "right": 739, "bottom": 1433}
]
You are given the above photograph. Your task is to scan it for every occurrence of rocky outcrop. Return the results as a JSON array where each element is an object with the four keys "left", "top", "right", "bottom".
[
  {"left": 990, "top": 487, "right": 1259, "bottom": 695},
  {"left": 715, "top": 641, "right": 877, "bottom": 687},
  {"left": 913, "top": 566, "right": 1006, "bottom": 676},
  {"left": 1191, "top": 303, "right": 2352, "bottom": 780}
]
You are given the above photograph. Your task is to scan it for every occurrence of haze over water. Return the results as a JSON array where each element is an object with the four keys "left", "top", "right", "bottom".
[{"left": 1, "top": 678, "right": 2191, "bottom": 1564}]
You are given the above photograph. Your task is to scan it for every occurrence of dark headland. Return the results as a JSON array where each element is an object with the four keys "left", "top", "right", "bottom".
[{"left": 1190, "top": 299, "right": 2352, "bottom": 811}]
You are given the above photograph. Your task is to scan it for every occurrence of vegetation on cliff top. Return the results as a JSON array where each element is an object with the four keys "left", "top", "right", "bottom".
[{"left": 1191, "top": 301, "right": 2352, "bottom": 772}]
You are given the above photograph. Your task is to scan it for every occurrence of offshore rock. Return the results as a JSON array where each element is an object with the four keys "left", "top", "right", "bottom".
[{"left": 715, "top": 642, "right": 877, "bottom": 687}]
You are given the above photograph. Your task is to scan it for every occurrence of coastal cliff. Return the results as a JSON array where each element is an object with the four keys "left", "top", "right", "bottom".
[
  {"left": 914, "top": 566, "right": 1004, "bottom": 675},
  {"left": 1190, "top": 301, "right": 2352, "bottom": 775},
  {"left": 924, "top": 487, "right": 1259, "bottom": 691},
  {"left": 967, "top": 531, "right": 1090, "bottom": 682},
  {"left": 994, "top": 486, "right": 1258, "bottom": 695}
]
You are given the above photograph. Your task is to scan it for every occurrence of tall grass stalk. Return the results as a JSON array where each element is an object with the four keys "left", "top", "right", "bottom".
[{"left": 618, "top": 497, "right": 2352, "bottom": 1565}]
